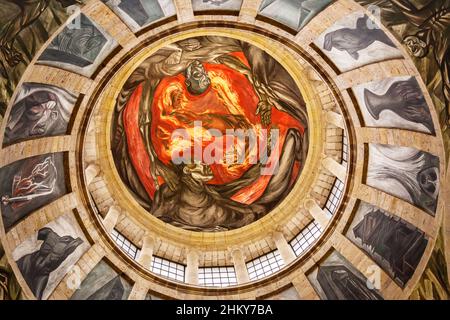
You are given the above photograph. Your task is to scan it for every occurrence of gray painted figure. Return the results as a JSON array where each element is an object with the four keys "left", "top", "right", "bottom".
[
  {"left": 37, "top": 13, "right": 117, "bottom": 77},
  {"left": 4, "top": 83, "right": 78, "bottom": 146},
  {"left": 323, "top": 15, "right": 396, "bottom": 60},
  {"left": 308, "top": 251, "right": 383, "bottom": 300},
  {"left": 367, "top": 144, "right": 439, "bottom": 216},
  {"left": 0, "top": 153, "right": 67, "bottom": 231},
  {"left": 16, "top": 227, "right": 83, "bottom": 299},
  {"left": 347, "top": 202, "right": 428, "bottom": 287}
]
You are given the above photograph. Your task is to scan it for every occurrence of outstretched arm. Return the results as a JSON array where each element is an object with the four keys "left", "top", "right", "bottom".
[{"left": 214, "top": 54, "right": 283, "bottom": 126}]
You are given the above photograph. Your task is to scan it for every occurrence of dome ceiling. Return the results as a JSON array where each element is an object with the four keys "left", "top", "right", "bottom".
[
  {"left": 110, "top": 35, "right": 308, "bottom": 232},
  {"left": 0, "top": 0, "right": 448, "bottom": 301}
]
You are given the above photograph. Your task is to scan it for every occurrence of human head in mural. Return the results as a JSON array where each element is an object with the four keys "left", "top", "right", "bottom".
[
  {"left": 182, "top": 162, "right": 214, "bottom": 183},
  {"left": 184, "top": 60, "right": 211, "bottom": 95},
  {"left": 4, "top": 84, "right": 77, "bottom": 146},
  {"left": 403, "top": 31, "right": 430, "bottom": 58},
  {"left": 21, "top": 92, "right": 60, "bottom": 136}
]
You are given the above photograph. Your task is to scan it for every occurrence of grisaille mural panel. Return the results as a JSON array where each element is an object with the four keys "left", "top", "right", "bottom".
[
  {"left": 102, "top": 0, "right": 176, "bottom": 32},
  {"left": 367, "top": 143, "right": 439, "bottom": 216},
  {"left": 3, "top": 82, "right": 78, "bottom": 146},
  {"left": 37, "top": 13, "right": 117, "bottom": 77},
  {"left": 314, "top": 12, "right": 402, "bottom": 72},
  {"left": 346, "top": 201, "right": 428, "bottom": 287},
  {"left": 307, "top": 250, "right": 383, "bottom": 300},
  {"left": 70, "top": 260, "right": 132, "bottom": 300},
  {"left": 353, "top": 76, "right": 435, "bottom": 135},
  {"left": 0, "top": 152, "right": 68, "bottom": 231},
  {"left": 12, "top": 211, "right": 89, "bottom": 300},
  {"left": 258, "top": 0, "right": 333, "bottom": 31}
]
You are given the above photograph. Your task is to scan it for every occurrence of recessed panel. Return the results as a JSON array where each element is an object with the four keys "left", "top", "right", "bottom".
[
  {"left": 353, "top": 76, "right": 435, "bottom": 135},
  {"left": 12, "top": 211, "right": 90, "bottom": 300},
  {"left": 367, "top": 143, "right": 439, "bottom": 216},
  {"left": 314, "top": 12, "right": 402, "bottom": 72},
  {"left": 0, "top": 153, "right": 69, "bottom": 231},
  {"left": 346, "top": 201, "right": 428, "bottom": 287},
  {"left": 3, "top": 83, "right": 78, "bottom": 146}
]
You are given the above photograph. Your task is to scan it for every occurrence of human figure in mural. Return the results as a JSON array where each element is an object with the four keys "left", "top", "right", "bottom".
[
  {"left": 0, "top": 244, "right": 22, "bottom": 300},
  {"left": 151, "top": 127, "right": 302, "bottom": 230},
  {"left": 323, "top": 15, "right": 396, "bottom": 60},
  {"left": 1, "top": 156, "right": 57, "bottom": 209},
  {"left": 317, "top": 265, "right": 383, "bottom": 300},
  {"left": 112, "top": 36, "right": 308, "bottom": 231},
  {"left": 389, "top": 0, "right": 450, "bottom": 127},
  {"left": 4, "top": 88, "right": 75, "bottom": 145},
  {"left": 0, "top": 0, "right": 80, "bottom": 77},
  {"left": 352, "top": 209, "right": 428, "bottom": 286},
  {"left": 16, "top": 227, "right": 83, "bottom": 299},
  {"left": 151, "top": 162, "right": 265, "bottom": 231},
  {"left": 363, "top": 77, "right": 435, "bottom": 134},
  {"left": 356, "top": 0, "right": 450, "bottom": 127},
  {"left": 368, "top": 145, "right": 440, "bottom": 215},
  {"left": 39, "top": 13, "right": 107, "bottom": 68}
]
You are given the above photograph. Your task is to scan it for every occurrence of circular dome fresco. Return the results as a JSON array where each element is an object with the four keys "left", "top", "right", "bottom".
[
  {"left": 110, "top": 35, "right": 308, "bottom": 232},
  {"left": 0, "top": 0, "right": 448, "bottom": 301}
]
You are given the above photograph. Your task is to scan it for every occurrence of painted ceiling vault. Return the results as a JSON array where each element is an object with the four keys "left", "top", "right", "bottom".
[{"left": 0, "top": 0, "right": 448, "bottom": 301}]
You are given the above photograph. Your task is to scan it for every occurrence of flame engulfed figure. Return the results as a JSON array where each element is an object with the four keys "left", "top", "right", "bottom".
[{"left": 112, "top": 36, "right": 309, "bottom": 231}]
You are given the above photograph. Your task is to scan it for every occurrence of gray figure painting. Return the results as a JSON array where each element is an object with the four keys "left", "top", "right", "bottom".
[
  {"left": 307, "top": 250, "right": 383, "bottom": 300},
  {"left": 192, "top": 0, "right": 242, "bottom": 11},
  {"left": 367, "top": 144, "right": 439, "bottom": 216},
  {"left": 0, "top": 152, "right": 68, "bottom": 232},
  {"left": 353, "top": 76, "right": 435, "bottom": 135},
  {"left": 12, "top": 212, "right": 90, "bottom": 300},
  {"left": 314, "top": 12, "right": 402, "bottom": 72},
  {"left": 38, "top": 13, "right": 117, "bottom": 77},
  {"left": 3, "top": 83, "right": 78, "bottom": 146},
  {"left": 258, "top": 0, "right": 332, "bottom": 31},
  {"left": 70, "top": 260, "right": 132, "bottom": 300},
  {"left": 102, "top": 0, "right": 176, "bottom": 32},
  {"left": 346, "top": 201, "right": 428, "bottom": 287}
]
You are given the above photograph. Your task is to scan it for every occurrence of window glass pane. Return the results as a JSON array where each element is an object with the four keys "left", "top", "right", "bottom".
[{"left": 289, "top": 221, "right": 323, "bottom": 257}]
